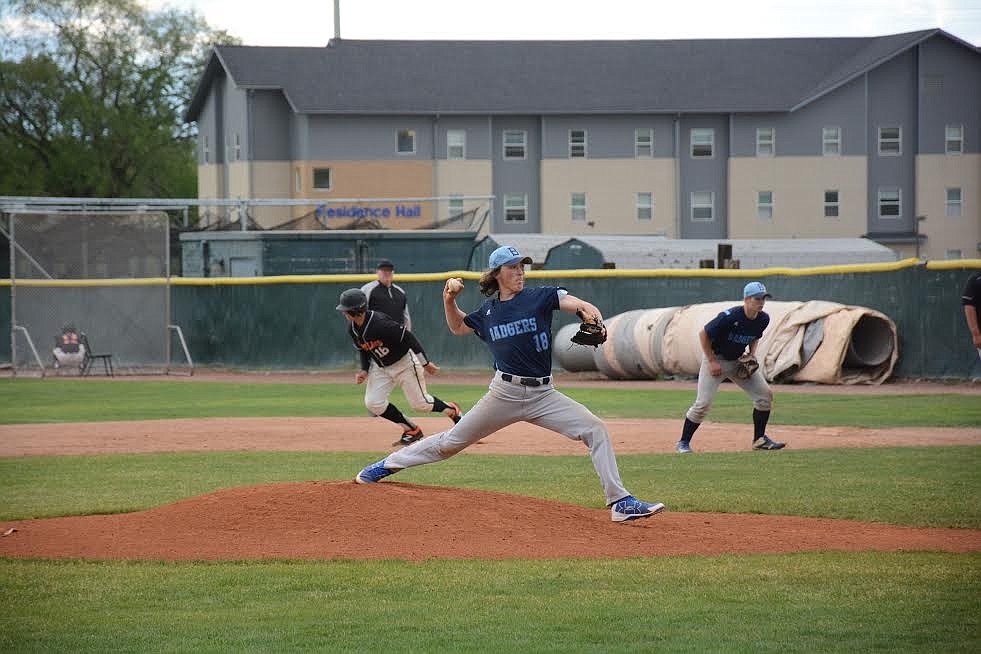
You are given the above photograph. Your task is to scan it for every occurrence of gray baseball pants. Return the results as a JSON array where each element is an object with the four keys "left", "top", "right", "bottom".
[
  {"left": 685, "top": 356, "right": 773, "bottom": 424},
  {"left": 384, "top": 370, "right": 631, "bottom": 505}
]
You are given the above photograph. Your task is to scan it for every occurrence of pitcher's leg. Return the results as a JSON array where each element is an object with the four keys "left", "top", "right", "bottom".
[{"left": 526, "top": 390, "right": 630, "bottom": 505}]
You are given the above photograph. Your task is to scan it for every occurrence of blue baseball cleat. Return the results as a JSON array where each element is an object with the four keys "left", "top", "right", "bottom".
[
  {"left": 752, "top": 435, "right": 785, "bottom": 450},
  {"left": 611, "top": 495, "right": 666, "bottom": 522},
  {"left": 355, "top": 459, "right": 398, "bottom": 484},
  {"left": 676, "top": 441, "right": 693, "bottom": 454}
]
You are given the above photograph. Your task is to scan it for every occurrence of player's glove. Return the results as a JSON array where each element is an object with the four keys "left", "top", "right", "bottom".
[
  {"left": 734, "top": 354, "right": 759, "bottom": 379},
  {"left": 570, "top": 309, "right": 607, "bottom": 347}
]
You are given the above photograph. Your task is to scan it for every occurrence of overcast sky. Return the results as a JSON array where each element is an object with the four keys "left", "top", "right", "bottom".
[{"left": 153, "top": 0, "right": 981, "bottom": 46}]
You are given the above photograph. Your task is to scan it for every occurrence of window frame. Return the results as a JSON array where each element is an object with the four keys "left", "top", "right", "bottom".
[
  {"left": 634, "top": 128, "right": 653, "bottom": 158},
  {"left": 945, "top": 187, "right": 962, "bottom": 217},
  {"left": 503, "top": 130, "right": 527, "bottom": 160},
  {"left": 448, "top": 195, "right": 465, "bottom": 218},
  {"left": 636, "top": 192, "right": 653, "bottom": 221},
  {"left": 824, "top": 190, "right": 840, "bottom": 218},
  {"left": 294, "top": 167, "right": 301, "bottom": 194},
  {"left": 397, "top": 129, "right": 416, "bottom": 155},
  {"left": 878, "top": 126, "right": 902, "bottom": 156},
  {"left": 312, "top": 167, "right": 332, "bottom": 191},
  {"left": 447, "top": 130, "right": 466, "bottom": 160},
  {"left": 203, "top": 136, "right": 210, "bottom": 164},
  {"left": 233, "top": 133, "right": 241, "bottom": 161},
  {"left": 945, "top": 125, "right": 964, "bottom": 155},
  {"left": 691, "top": 191, "right": 715, "bottom": 222},
  {"left": 756, "top": 128, "right": 775, "bottom": 157},
  {"left": 822, "top": 126, "right": 841, "bottom": 156},
  {"left": 757, "top": 190, "right": 774, "bottom": 220},
  {"left": 877, "top": 187, "right": 902, "bottom": 219},
  {"left": 570, "top": 192, "right": 587, "bottom": 222},
  {"left": 569, "top": 129, "right": 587, "bottom": 158},
  {"left": 503, "top": 193, "right": 528, "bottom": 223},
  {"left": 691, "top": 128, "right": 715, "bottom": 159}
]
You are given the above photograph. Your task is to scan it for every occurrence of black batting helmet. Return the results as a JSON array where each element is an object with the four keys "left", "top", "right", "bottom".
[{"left": 335, "top": 288, "right": 368, "bottom": 312}]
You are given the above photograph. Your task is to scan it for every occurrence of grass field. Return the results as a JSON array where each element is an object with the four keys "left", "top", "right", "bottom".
[{"left": 1, "top": 379, "right": 979, "bottom": 652}]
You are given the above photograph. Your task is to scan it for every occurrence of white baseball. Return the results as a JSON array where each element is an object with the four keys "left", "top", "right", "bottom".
[{"left": 446, "top": 277, "right": 464, "bottom": 293}]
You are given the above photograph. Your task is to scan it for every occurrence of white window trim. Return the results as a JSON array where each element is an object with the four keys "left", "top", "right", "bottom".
[
  {"left": 448, "top": 194, "right": 465, "bottom": 218},
  {"left": 757, "top": 191, "right": 774, "bottom": 220},
  {"left": 569, "top": 129, "right": 587, "bottom": 158},
  {"left": 634, "top": 128, "right": 653, "bottom": 158},
  {"left": 504, "top": 193, "right": 528, "bottom": 222},
  {"left": 945, "top": 125, "right": 964, "bottom": 155},
  {"left": 691, "top": 128, "right": 715, "bottom": 159},
  {"left": 203, "top": 136, "right": 210, "bottom": 164},
  {"left": 312, "top": 167, "right": 332, "bottom": 191},
  {"left": 824, "top": 190, "right": 840, "bottom": 218},
  {"left": 877, "top": 187, "right": 902, "bottom": 219},
  {"left": 691, "top": 191, "right": 715, "bottom": 222},
  {"left": 822, "top": 126, "right": 841, "bottom": 156},
  {"left": 294, "top": 167, "right": 301, "bottom": 194},
  {"left": 233, "top": 133, "right": 241, "bottom": 161},
  {"left": 636, "top": 192, "right": 653, "bottom": 221},
  {"left": 570, "top": 192, "right": 587, "bottom": 222},
  {"left": 945, "top": 187, "right": 962, "bottom": 217},
  {"left": 503, "top": 130, "right": 528, "bottom": 160},
  {"left": 878, "top": 126, "right": 902, "bottom": 156},
  {"left": 397, "top": 129, "right": 416, "bottom": 155},
  {"left": 446, "top": 130, "right": 466, "bottom": 160},
  {"left": 756, "top": 128, "right": 775, "bottom": 157}
]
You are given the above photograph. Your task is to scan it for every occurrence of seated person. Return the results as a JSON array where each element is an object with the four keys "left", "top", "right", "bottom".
[{"left": 53, "top": 325, "right": 86, "bottom": 368}]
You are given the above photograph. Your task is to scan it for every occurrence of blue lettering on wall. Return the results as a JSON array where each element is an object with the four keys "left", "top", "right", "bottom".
[{"left": 317, "top": 204, "right": 421, "bottom": 219}]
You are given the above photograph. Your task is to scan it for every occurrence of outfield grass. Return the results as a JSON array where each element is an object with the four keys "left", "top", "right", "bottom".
[
  {"left": 1, "top": 553, "right": 978, "bottom": 653},
  {"left": 1, "top": 378, "right": 979, "bottom": 427}
]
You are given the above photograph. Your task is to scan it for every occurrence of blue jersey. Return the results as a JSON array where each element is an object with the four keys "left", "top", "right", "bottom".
[
  {"left": 703, "top": 306, "right": 770, "bottom": 361},
  {"left": 463, "top": 286, "right": 563, "bottom": 378}
]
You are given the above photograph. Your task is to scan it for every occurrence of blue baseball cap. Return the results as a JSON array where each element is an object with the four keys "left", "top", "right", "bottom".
[
  {"left": 488, "top": 245, "right": 532, "bottom": 269},
  {"left": 743, "top": 281, "right": 772, "bottom": 299}
]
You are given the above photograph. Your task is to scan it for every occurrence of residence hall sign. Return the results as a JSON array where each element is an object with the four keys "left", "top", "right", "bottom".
[{"left": 316, "top": 204, "right": 422, "bottom": 219}]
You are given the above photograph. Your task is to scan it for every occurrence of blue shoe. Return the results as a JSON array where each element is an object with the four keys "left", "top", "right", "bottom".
[
  {"left": 753, "top": 435, "right": 785, "bottom": 450},
  {"left": 611, "top": 496, "right": 666, "bottom": 522},
  {"left": 676, "top": 441, "right": 693, "bottom": 454},
  {"left": 355, "top": 459, "right": 398, "bottom": 484}
]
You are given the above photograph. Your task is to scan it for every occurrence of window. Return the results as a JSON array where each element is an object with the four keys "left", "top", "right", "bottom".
[
  {"left": 504, "top": 193, "right": 527, "bottom": 222},
  {"left": 878, "top": 127, "right": 901, "bottom": 156},
  {"left": 877, "top": 188, "right": 901, "bottom": 218},
  {"left": 691, "top": 128, "right": 714, "bottom": 158},
  {"left": 397, "top": 129, "right": 416, "bottom": 154},
  {"left": 757, "top": 191, "right": 774, "bottom": 220},
  {"left": 448, "top": 195, "right": 464, "bottom": 218},
  {"left": 503, "top": 130, "right": 527, "bottom": 159},
  {"left": 691, "top": 191, "right": 714, "bottom": 222},
  {"left": 233, "top": 133, "right": 241, "bottom": 161},
  {"left": 824, "top": 190, "right": 839, "bottom": 217},
  {"left": 635, "top": 128, "right": 653, "bottom": 158},
  {"left": 822, "top": 127, "right": 841, "bottom": 156},
  {"left": 945, "top": 125, "right": 963, "bottom": 155},
  {"left": 570, "top": 193, "right": 587, "bottom": 222},
  {"left": 756, "top": 128, "right": 775, "bottom": 157},
  {"left": 294, "top": 168, "right": 301, "bottom": 194},
  {"left": 313, "top": 168, "right": 332, "bottom": 191},
  {"left": 946, "top": 188, "right": 962, "bottom": 217},
  {"left": 447, "top": 130, "right": 466, "bottom": 159},
  {"left": 636, "top": 192, "right": 653, "bottom": 221},
  {"left": 203, "top": 136, "right": 210, "bottom": 164},
  {"left": 569, "top": 130, "right": 587, "bottom": 158},
  {"left": 946, "top": 249, "right": 962, "bottom": 259}
]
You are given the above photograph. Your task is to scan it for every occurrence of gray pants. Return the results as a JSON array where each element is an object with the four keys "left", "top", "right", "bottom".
[
  {"left": 686, "top": 356, "right": 773, "bottom": 424},
  {"left": 384, "top": 370, "right": 631, "bottom": 505}
]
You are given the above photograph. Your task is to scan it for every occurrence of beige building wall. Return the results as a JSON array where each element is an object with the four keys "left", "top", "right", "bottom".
[
  {"left": 540, "top": 159, "right": 677, "bottom": 236},
  {"left": 916, "top": 153, "right": 981, "bottom": 260},
  {"left": 250, "top": 161, "right": 292, "bottom": 228},
  {"left": 196, "top": 164, "right": 221, "bottom": 198},
  {"left": 728, "top": 156, "right": 867, "bottom": 239},
  {"left": 434, "top": 160, "right": 494, "bottom": 233}
]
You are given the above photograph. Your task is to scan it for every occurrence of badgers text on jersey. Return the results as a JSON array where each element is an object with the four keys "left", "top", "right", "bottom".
[{"left": 489, "top": 318, "right": 538, "bottom": 341}]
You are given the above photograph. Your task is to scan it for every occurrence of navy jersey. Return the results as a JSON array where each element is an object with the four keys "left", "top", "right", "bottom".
[
  {"left": 962, "top": 271, "right": 981, "bottom": 324},
  {"left": 463, "top": 286, "right": 563, "bottom": 378},
  {"left": 703, "top": 306, "right": 770, "bottom": 361},
  {"left": 348, "top": 310, "right": 427, "bottom": 370}
]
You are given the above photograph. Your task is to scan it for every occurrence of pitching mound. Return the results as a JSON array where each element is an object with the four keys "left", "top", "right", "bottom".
[{"left": 1, "top": 481, "right": 979, "bottom": 561}]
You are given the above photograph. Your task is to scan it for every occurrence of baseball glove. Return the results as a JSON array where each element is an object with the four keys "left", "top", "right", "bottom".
[
  {"left": 734, "top": 354, "right": 759, "bottom": 379},
  {"left": 570, "top": 309, "right": 607, "bottom": 347}
]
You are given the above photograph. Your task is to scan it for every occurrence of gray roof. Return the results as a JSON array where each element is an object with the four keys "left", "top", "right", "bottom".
[{"left": 186, "top": 29, "right": 977, "bottom": 121}]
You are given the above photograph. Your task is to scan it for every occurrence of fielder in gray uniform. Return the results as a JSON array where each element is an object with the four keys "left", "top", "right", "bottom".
[
  {"left": 355, "top": 245, "right": 665, "bottom": 523},
  {"left": 676, "top": 281, "right": 786, "bottom": 453}
]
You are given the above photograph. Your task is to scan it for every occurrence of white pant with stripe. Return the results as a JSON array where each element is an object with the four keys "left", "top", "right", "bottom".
[{"left": 364, "top": 352, "right": 434, "bottom": 415}]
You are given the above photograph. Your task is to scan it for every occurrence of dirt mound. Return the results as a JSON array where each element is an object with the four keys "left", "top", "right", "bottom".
[{"left": 1, "top": 482, "right": 979, "bottom": 561}]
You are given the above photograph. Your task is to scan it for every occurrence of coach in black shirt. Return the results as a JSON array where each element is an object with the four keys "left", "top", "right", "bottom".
[{"left": 361, "top": 259, "right": 411, "bottom": 328}]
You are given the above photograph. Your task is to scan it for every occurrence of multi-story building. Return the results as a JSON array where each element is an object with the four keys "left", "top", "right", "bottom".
[{"left": 185, "top": 29, "right": 980, "bottom": 260}]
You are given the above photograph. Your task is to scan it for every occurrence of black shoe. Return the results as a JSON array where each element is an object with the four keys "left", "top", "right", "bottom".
[
  {"left": 753, "top": 435, "right": 785, "bottom": 450},
  {"left": 393, "top": 425, "right": 424, "bottom": 447}
]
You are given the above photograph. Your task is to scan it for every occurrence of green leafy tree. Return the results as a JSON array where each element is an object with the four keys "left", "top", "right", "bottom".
[{"left": 0, "top": 0, "right": 238, "bottom": 198}]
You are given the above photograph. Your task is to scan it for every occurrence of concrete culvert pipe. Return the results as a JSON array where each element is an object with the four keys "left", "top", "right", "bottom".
[
  {"left": 554, "top": 322, "right": 599, "bottom": 372},
  {"left": 844, "top": 314, "right": 895, "bottom": 367}
]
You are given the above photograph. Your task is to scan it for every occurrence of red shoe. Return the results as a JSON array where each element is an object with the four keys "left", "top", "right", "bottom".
[
  {"left": 393, "top": 425, "right": 424, "bottom": 447},
  {"left": 447, "top": 402, "right": 464, "bottom": 424}
]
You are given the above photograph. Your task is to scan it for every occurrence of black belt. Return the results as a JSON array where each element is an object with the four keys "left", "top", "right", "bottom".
[{"left": 500, "top": 373, "right": 551, "bottom": 387}]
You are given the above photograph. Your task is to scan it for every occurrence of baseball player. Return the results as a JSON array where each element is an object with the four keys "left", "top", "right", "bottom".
[
  {"left": 676, "top": 281, "right": 785, "bottom": 453},
  {"left": 962, "top": 270, "right": 981, "bottom": 363},
  {"left": 361, "top": 259, "right": 411, "bottom": 328},
  {"left": 336, "top": 288, "right": 463, "bottom": 446},
  {"left": 355, "top": 245, "right": 665, "bottom": 523}
]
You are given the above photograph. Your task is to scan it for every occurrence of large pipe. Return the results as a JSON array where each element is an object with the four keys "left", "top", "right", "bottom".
[{"left": 843, "top": 314, "right": 894, "bottom": 367}]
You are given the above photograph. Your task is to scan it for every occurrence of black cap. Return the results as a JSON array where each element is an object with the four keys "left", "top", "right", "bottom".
[
  {"left": 377, "top": 259, "right": 394, "bottom": 270},
  {"left": 335, "top": 288, "right": 368, "bottom": 312}
]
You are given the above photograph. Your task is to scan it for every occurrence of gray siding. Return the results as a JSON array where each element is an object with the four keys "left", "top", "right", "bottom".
[
  {"left": 492, "top": 116, "right": 541, "bottom": 233},
  {"left": 866, "top": 49, "right": 917, "bottom": 234},
  {"left": 291, "top": 114, "right": 309, "bottom": 161},
  {"left": 305, "top": 116, "right": 434, "bottom": 160},
  {"left": 197, "top": 91, "right": 216, "bottom": 165},
  {"left": 679, "top": 115, "right": 728, "bottom": 238},
  {"left": 435, "top": 116, "right": 491, "bottom": 160},
  {"left": 223, "top": 83, "right": 248, "bottom": 164},
  {"left": 542, "top": 115, "right": 676, "bottom": 159},
  {"left": 918, "top": 35, "right": 981, "bottom": 155},
  {"left": 730, "top": 77, "right": 867, "bottom": 156},
  {"left": 250, "top": 90, "right": 292, "bottom": 161}
]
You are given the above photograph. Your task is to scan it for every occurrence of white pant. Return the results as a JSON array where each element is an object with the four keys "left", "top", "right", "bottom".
[
  {"left": 686, "top": 356, "right": 773, "bottom": 424},
  {"left": 364, "top": 352, "right": 434, "bottom": 415},
  {"left": 53, "top": 346, "right": 86, "bottom": 368},
  {"left": 384, "top": 371, "right": 631, "bottom": 505}
]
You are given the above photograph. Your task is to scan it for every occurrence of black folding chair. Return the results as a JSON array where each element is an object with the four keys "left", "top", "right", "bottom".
[{"left": 79, "top": 333, "right": 114, "bottom": 377}]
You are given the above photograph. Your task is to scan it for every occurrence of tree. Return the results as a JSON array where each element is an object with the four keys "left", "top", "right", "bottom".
[{"left": 0, "top": 0, "right": 238, "bottom": 198}]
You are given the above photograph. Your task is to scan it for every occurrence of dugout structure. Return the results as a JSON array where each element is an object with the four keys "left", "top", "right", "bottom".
[{"left": 3, "top": 210, "right": 192, "bottom": 376}]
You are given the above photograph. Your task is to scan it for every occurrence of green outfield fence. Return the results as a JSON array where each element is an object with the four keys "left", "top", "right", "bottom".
[{"left": 3, "top": 259, "right": 980, "bottom": 379}]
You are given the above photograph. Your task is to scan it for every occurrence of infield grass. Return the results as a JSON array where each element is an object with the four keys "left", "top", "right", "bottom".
[
  {"left": 1, "top": 378, "right": 979, "bottom": 427},
  {"left": 1, "top": 553, "right": 978, "bottom": 653}
]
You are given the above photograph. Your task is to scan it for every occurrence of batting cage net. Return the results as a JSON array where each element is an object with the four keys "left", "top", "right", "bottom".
[{"left": 6, "top": 211, "right": 178, "bottom": 376}]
